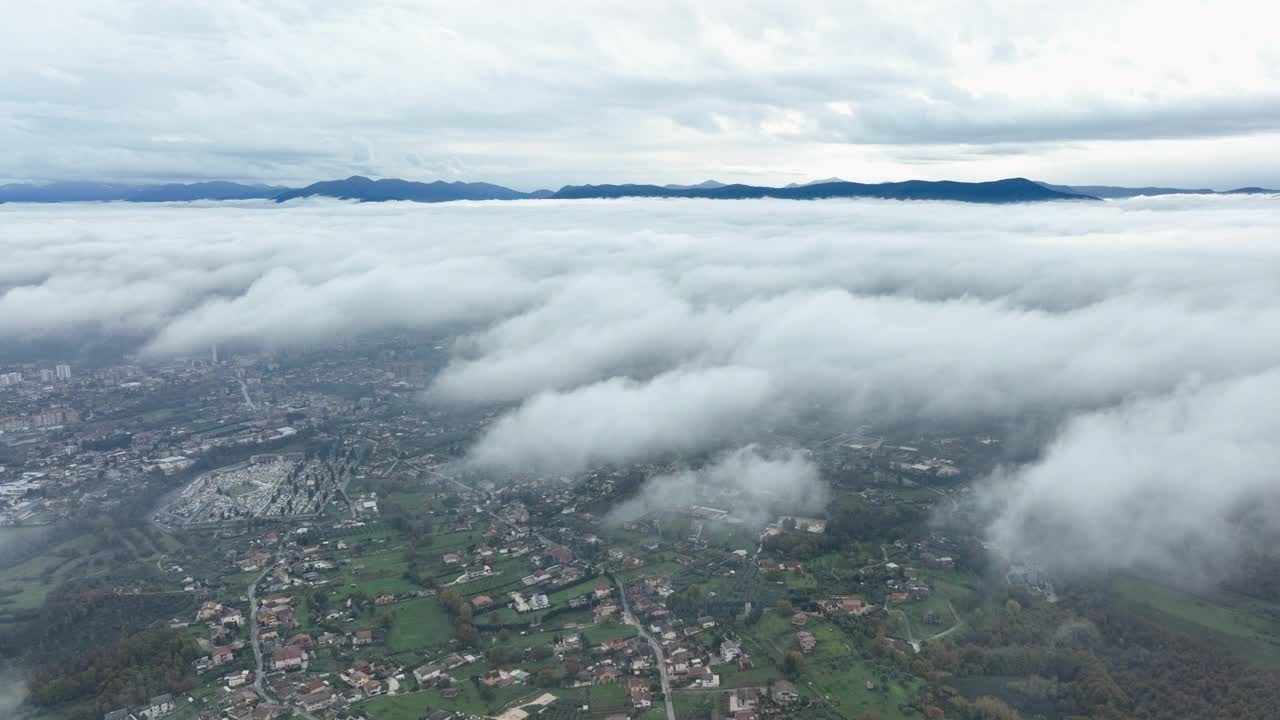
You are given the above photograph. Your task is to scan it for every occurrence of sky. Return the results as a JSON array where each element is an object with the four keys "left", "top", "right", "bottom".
[
  {"left": 4, "top": 1, "right": 1280, "bottom": 189},
  {"left": 4, "top": 194, "right": 1280, "bottom": 577}
]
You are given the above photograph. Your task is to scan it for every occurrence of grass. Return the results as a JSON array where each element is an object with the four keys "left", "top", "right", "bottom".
[
  {"left": 362, "top": 681, "right": 535, "bottom": 719},
  {"left": 587, "top": 681, "right": 629, "bottom": 712},
  {"left": 673, "top": 691, "right": 720, "bottom": 719},
  {"left": 805, "top": 655, "right": 920, "bottom": 720},
  {"left": 714, "top": 662, "right": 782, "bottom": 689},
  {"left": 386, "top": 596, "right": 456, "bottom": 652},
  {"left": 1111, "top": 574, "right": 1280, "bottom": 668},
  {"left": 739, "top": 611, "right": 919, "bottom": 719},
  {"left": 548, "top": 576, "right": 611, "bottom": 606}
]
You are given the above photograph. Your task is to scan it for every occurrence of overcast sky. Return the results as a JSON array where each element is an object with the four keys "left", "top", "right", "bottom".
[{"left": 4, "top": 1, "right": 1280, "bottom": 189}]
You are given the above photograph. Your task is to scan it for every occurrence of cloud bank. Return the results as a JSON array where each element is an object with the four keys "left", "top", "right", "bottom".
[
  {"left": 6, "top": 194, "right": 1280, "bottom": 576},
  {"left": 606, "top": 445, "right": 827, "bottom": 528},
  {"left": 5, "top": 2, "right": 1280, "bottom": 188}
]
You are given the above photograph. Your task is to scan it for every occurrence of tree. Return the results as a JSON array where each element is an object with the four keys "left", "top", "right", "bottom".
[
  {"left": 455, "top": 622, "right": 479, "bottom": 646},
  {"left": 783, "top": 650, "right": 805, "bottom": 679},
  {"left": 776, "top": 599, "right": 794, "bottom": 615}
]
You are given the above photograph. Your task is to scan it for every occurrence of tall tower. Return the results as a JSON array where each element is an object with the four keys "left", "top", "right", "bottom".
[{"left": 211, "top": 344, "right": 219, "bottom": 365}]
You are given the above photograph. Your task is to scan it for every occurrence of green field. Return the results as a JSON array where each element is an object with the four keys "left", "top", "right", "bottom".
[
  {"left": 363, "top": 683, "right": 556, "bottom": 720},
  {"left": 1111, "top": 575, "right": 1280, "bottom": 667},
  {"left": 385, "top": 596, "right": 455, "bottom": 652}
]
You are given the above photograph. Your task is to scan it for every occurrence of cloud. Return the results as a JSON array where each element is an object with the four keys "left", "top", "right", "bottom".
[
  {"left": 3, "top": 2, "right": 1280, "bottom": 187},
  {"left": 980, "top": 369, "right": 1280, "bottom": 581},
  {"left": 7, "top": 194, "right": 1280, "bottom": 578},
  {"left": 605, "top": 444, "right": 828, "bottom": 527},
  {"left": 464, "top": 366, "right": 775, "bottom": 475}
]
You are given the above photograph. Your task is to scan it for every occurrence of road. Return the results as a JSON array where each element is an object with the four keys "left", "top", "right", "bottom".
[
  {"left": 238, "top": 378, "right": 257, "bottom": 411},
  {"left": 617, "top": 578, "right": 676, "bottom": 720},
  {"left": 924, "top": 601, "right": 964, "bottom": 642},
  {"left": 248, "top": 547, "right": 320, "bottom": 720},
  {"left": 247, "top": 552, "right": 277, "bottom": 696}
]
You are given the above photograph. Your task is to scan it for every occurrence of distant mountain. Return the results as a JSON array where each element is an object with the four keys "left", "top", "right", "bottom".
[
  {"left": 553, "top": 178, "right": 1091, "bottom": 203},
  {"left": 0, "top": 181, "right": 281, "bottom": 202},
  {"left": 784, "top": 177, "right": 848, "bottom": 188},
  {"left": 1035, "top": 182, "right": 1277, "bottom": 198},
  {"left": 127, "top": 181, "right": 283, "bottom": 201},
  {"left": 663, "top": 180, "right": 727, "bottom": 190},
  {"left": 273, "top": 175, "right": 532, "bottom": 203},
  {"left": 1223, "top": 186, "right": 1278, "bottom": 194}
]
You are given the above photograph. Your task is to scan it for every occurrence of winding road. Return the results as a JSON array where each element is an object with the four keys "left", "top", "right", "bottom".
[
  {"left": 248, "top": 553, "right": 277, "bottom": 696},
  {"left": 617, "top": 579, "right": 676, "bottom": 720},
  {"left": 248, "top": 546, "right": 320, "bottom": 720}
]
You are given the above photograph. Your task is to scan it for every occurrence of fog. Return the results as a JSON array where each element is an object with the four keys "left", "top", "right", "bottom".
[
  {"left": 4, "top": 195, "right": 1280, "bottom": 577},
  {"left": 606, "top": 445, "right": 827, "bottom": 528}
]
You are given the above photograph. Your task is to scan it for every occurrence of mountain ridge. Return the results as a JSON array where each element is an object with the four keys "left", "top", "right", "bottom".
[
  {"left": 1034, "top": 182, "right": 1278, "bottom": 198},
  {"left": 5, "top": 176, "right": 1276, "bottom": 205}
]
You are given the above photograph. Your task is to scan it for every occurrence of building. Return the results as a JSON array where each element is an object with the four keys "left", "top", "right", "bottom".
[
  {"left": 298, "top": 688, "right": 334, "bottom": 712},
  {"left": 56, "top": 363, "right": 72, "bottom": 379},
  {"left": 140, "top": 694, "right": 174, "bottom": 719},
  {"left": 771, "top": 680, "right": 800, "bottom": 704},
  {"left": 414, "top": 663, "right": 445, "bottom": 687},
  {"left": 272, "top": 645, "right": 304, "bottom": 671},
  {"left": 797, "top": 631, "right": 816, "bottom": 654}
]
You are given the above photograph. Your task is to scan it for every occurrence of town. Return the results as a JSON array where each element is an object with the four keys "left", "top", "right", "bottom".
[{"left": 0, "top": 334, "right": 1115, "bottom": 720}]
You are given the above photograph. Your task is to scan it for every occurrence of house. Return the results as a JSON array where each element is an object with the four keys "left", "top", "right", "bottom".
[
  {"left": 272, "top": 645, "right": 305, "bottom": 671},
  {"left": 288, "top": 633, "right": 314, "bottom": 647},
  {"left": 546, "top": 544, "right": 573, "bottom": 565},
  {"left": 197, "top": 601, "right": 223, "bottom": 621},
  {"left": 224, "top": 670, "right": 252, "bottom": 688},
  {"left": 353, "top": 629, "right": 373, "bottom": 645},
  {"left": 104, "top": 710, "right": 136, "bottom": 720},
  {"left": 729, "top": 687, "right": 762, "bottom": 713},
  {"left": 298, "top": 688, "right": 334, "bottom": 712},
  {"left": 797, "top": 631, "right": 816, "bottom": 654},
  {"left": 630, "top": 688, "right": 652, "bottom": 708},
  {"left": 142, "top": 694, "right": 174, "bottom": 719},
  {"left": 471, "top": 595, "right": 494, "bottom": 611},
  {"left": 719, "top": 639, "right": 743, "bottom": 663},
  {"left": 375, "top": 591, "right": 396, "bottom": 605},
  {"left": 212, "top": 646, "right": 234, "bottom": 665},
  {"left": 594, "top": 583, "right": 612, "bottom": 599},
  {"left": 771, "top": 680, "right": 800, "bottom": 703},
  {"left": 414, "top": 663, "right": 445, "bottom": 687}
]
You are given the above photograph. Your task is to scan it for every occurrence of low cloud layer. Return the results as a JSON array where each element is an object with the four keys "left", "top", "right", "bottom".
[
  {"left": 6, "top": 195, "right": 1280, "bottom": 576},
  {"left": 982, "top": 369, "right": 1280, "bottom": 581},
  {"left": 606, "top": 445, "right": 827, "bottom": 528}
]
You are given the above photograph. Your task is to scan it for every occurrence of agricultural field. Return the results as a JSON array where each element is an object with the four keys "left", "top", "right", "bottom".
[{"left": 1111, "top": 575, "right": 1280, "bottom": 668}]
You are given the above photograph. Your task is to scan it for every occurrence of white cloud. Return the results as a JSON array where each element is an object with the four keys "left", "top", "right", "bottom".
[
  {"left": 606, "top": 445, "right": 827, "bottom": 527},
  {"left": 6, "top": 195, "right": 1280, "bottom": 575},
  {"left": 2, "top": 1, "right": 1280, "bottom": 187}
]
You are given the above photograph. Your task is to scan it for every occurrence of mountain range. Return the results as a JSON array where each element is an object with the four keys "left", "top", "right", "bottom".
[{"left": 0, "top": 176, "right": 1275, "bottom": 205}]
